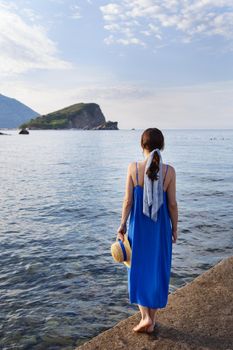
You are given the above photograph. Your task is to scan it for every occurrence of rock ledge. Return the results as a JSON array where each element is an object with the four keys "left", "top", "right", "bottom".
[{"left": 76, "top": 256, "right": 233, "bottom": 350}]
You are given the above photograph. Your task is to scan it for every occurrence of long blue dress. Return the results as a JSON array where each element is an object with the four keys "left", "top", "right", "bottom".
[{"left": 127, "top": 162, "right": 173, "bottom": 309}]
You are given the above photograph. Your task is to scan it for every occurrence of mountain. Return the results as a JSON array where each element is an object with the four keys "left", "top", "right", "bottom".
[
  {"left": 20, "top": 103, "right": 118, "bottom": 130},
  {"left": 0, "top": 93, "right": 39, "bottom": 128}
]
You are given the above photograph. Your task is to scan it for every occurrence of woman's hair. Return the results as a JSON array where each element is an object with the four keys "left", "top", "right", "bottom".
[{"left": 141, "top": 128, "right": 165, "bottom": 181}]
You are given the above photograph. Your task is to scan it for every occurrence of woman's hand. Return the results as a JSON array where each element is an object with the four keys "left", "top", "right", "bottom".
[
  {"left": 172, "top": 230, "right": 178, "bottom": 243},
  {"left": 117, "top": 223, "right": 127, "bottom": 241}
]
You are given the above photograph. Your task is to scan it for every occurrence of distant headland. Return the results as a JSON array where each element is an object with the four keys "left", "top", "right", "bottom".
[
  {"left": 0, "top": 93, "right": 39, "bottom": 128},
  {"left": 20, "top": 103, "right": 118, "bottom": 130}
]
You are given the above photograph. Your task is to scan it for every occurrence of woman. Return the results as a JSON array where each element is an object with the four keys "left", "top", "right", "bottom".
[{"left": 117, "top": 128, "right": 178, "bottom": 333}]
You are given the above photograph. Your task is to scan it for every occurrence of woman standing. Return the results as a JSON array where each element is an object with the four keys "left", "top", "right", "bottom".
[{"left": 117, "top": 128, "right": 178, "bottom": 333}]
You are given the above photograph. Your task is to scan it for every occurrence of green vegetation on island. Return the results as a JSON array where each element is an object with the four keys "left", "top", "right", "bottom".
[{"left": 19, "top": 103, "right": 118, "bottom": 130}]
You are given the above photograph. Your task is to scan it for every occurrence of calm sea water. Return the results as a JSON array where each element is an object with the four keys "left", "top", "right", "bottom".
[{"left": 0, "top": 129, "right": 232, "bottom": 350}]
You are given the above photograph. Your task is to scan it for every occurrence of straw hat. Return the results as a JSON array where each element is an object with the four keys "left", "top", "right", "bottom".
[{"left": 111, "top": 234, "right": 131, "bottom": 268}]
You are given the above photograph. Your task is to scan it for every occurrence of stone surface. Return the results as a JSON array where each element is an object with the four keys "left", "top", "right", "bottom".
[
  {"left": 76, "top": 256, "right": 233, "bottom": 350},
  {"left": 19, "top": 128, "right": 29, "bottom": 134},
  {"left": 92, "top": 121, "right": 118, "bottom": 130},
  {"left": 70, "top": 104, "right": 105, "bottom": 129}
]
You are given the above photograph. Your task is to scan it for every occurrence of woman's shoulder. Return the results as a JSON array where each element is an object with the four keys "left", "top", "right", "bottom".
[
  {"left": 126, "top": 162, "right": 137, "bottom": 175},
  {"left": 127, "top": 160, "right": 144, "bottom": 166},
  {"left": 166, "top": 164, "right": 176, "bottom": 174},
  {"left": 165, "top": 164, "right": 176, "bottom": 181},
  {"left": 127, "top": 160, "right": 145, "bottom": 170},
  {"left": 127, "top": 161, "right": 136, "bottom": 169},
  {"left": 126, "top": 161, "right": 143, "bottom": 175}
]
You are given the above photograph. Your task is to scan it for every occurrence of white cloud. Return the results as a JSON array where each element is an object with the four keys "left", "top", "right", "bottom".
[
  {"left": 21, "top": 8, "right": 42, "bottom": 22},
  {"left": 104, "top": 23, "right": 121, "bottom": 32},
  {"left": 0, "top": 3, "right": 71, "bottom": 76},
  {"left": 104, "top": 35, "right": 146, "bottom": 46},
  {"left": 0, "top": 78, "right": 153, "bottom": 113},
  {"left": 100, "top": 0, "right": 233, "bottom": 48},
  {"left": 101, "top": 3, "right": 121, "bottom": 16},
  {"left": 70, "top": 4, "right": 82, "bottom": 19},
  {"left": 117, "top": 37, "right": 146, "bottom": 46}
]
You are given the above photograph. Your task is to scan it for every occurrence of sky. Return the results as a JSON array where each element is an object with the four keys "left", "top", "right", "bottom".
[{"left": 0, "top": 0, "right": 233, "bottom": 129}]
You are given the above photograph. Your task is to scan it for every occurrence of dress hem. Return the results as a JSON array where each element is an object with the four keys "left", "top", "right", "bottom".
[{"left": 129, "top": 299, "right": 168, "bottom": 309}]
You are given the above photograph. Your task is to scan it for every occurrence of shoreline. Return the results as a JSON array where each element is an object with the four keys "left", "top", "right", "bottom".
[{"left": 76, "top": 256, "right": 233, "bottom": 349}]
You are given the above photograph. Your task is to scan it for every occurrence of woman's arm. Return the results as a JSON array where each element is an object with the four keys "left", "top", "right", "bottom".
[
  {"left": 117, "top": 163, "right": 134, "bottom": 241},
  {"left": 167, "top": 166, "right": 178, "bottom": 243}
]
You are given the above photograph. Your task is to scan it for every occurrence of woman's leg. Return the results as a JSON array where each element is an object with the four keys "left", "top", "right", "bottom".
[
  {"left": 133, "top": 305, "right": 152, "bottom": 332},
  {"left": 146, "top": 308, "right": 158, "bottom": 333}
]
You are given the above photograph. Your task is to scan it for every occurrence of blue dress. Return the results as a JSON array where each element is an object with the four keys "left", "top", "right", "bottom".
[{"left": 127, "top": 162, "right": 173, "bottom": 309}]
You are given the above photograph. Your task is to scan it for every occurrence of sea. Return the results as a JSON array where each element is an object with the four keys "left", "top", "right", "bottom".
[{"left": 0, "top": 129, "right": 232, "bottom": 350}]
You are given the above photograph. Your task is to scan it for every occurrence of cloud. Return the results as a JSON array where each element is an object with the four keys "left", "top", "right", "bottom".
[
  {"left": 100, "top": 3, "right": 123, "bottom": 22},
  {"left": 21, "top": 7, "right": 42, "bottom": 22},
  {"left": 104, "top": 34, "right": 146, "bottom": 46},
  {"left": 70, "top": 4, "right": 82, "bottom": 19},
  {"left": 0, "top": 78, "right": 153, "bottom": 112},
  {"left": 0, "top": 2, "right": 71, "bottom": 76},
  {"left": 73, "top": 84, "right": 153, "bottom": 100},
  {"left": 100, "top": 0, "right": 233, "bottom": 49}
]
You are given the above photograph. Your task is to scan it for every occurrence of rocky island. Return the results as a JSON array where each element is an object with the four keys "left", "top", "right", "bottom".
[{"left": 19, "top": 103, "right": 118, "bottom": 130}]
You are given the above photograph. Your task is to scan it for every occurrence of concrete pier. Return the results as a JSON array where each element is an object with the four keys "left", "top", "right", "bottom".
[{"left": 76, "top": 256, "right": 233, "bottom": 350}]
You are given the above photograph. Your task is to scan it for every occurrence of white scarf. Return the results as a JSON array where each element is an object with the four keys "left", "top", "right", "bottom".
[{"left": 143, "top": 148, "right": 163, "bottom": 222}]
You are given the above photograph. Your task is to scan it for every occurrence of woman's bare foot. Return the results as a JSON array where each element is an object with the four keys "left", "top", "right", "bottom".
[
  {"left": 146, "top": 308, "right": 158, "bottom": 333},
  {"left": 146, "top": 322, "right": 155, "bottom": 333},
  {"left": 133, "top": 317, "right": 153, "bottom": 332}
]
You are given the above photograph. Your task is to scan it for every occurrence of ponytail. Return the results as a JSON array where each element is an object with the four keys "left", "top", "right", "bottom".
[{"left": 146, "top": 151, "right": 160, "bottom": 181}]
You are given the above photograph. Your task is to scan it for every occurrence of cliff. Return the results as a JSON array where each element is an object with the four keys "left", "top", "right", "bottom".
[
  {"left": 20, "top": 103, "right": 118, "bottom": 130},
  {"left": 0, "top": 93, "right": 39, "bottom": 128}
]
